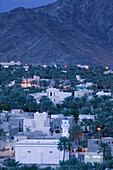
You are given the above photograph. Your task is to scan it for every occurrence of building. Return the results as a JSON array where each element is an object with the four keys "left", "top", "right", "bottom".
[
  {"left": 0, "top": 141, "right": 15, "bottom": 157},
  {"left": 76, "top": 65, "right": 89, "bottom": 69},
  {"left": 15, "top": 118, "right": 70, "bottom": 164},
  {"left": 74, "top": 89, "right": 93, "bottom": 99},
  {"left": 0, "top": 61, "right": 21, "bottom": 68},
  {"left": 76, "top": 75, "right": 85, "bottom": 82},
  {"left": 21, "top": 76, "right": 40, "bottom": 88},
  {"left": 96, "top": 91, "right": 112, "bottom": 97},
  {"left": 61, "top": 118, "right": 70, "bottom": 138},
  {"left": 23, "top": 112, "right": 50, "bottom": 135},
  {"left": 30, "top": 88, "right": 72, "bottom": 104},
  {"left": 78, "top": 115, "right": 95, "bottom": 123},
  {"left": 51, "top": 114, "right": 74, "bottom": 133},
  {"left": 84, "top": 139, "right": 103, "bottom": 163},
  {"left": 85, "top": 137, "right": 113, "bottom": 163},
  {"left": 104, "top": 70, "right": 113, "bottom": 75},
  {"left": 46, "top": 88, "right": 72, "bottom": 104},
  {"left": 15, "top": 139, "right": 69, "bottom": 164},
  {"left": 76, "top": 82, "right": 93, "bottom": 90}
]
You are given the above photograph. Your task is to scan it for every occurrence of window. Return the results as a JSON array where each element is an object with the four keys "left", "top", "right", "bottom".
[
  {"left": 50, "top": 151, "right": 52, "bottom": 153},
  {"left": 96, "top": 141, "right": 98, "bottom": 144},
  {"left": 11, "top": 147, "right": 13, "bottom": 150},
  {"left": 50, "top": 92, "right": 52, "bottom": 96},
  {"left": 28, "top": 151, "right": 31, "bottom": 153}
]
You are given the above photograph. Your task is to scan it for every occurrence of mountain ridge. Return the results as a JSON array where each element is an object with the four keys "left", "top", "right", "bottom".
[{"left": 0, "top": 0, "right": 113, "bottom": 66}]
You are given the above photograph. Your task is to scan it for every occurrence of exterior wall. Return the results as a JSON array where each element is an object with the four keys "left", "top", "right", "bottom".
[
  {"left": 51, "top": 115, "right": 74, "bottom": 132},
  {"left": 61, "top": 119, "right": 70, "bottom": 138},
  {"left": 0, "top": 141, "right": 15, "bottom": 157},
  {"left": 15, "top": 140, "right": 69, "bottom": 164},
  {"left": 23, "top": 112, "right": 50, "bottom": 135},
  {"left": 74, "top": 90, "right": 93, "bottom": 98},
  {"left": 9, "top": 117, "right": 24, "bottom": 132},
  {"left": 78, "top": 115, "right": 95, "bottom": 122},
  {"left": 14, "top": 135, "right": 27, "bottom": 142},
  {"left": 85, "top": 152, "right": 103, "bottom": 163},
  {"left": 102, "top": 137, "right": 113, "bottom": 156},
  {"left": 96, "top": 91, "right": 111, "bottom": 96},
  {"left": 47, "top": 88, "right": 72, "bottom": 104}
]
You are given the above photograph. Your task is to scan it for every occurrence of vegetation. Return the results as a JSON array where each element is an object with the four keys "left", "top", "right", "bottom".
[{"left": 57, "top": 137, "right": 72, "bottom": 162}]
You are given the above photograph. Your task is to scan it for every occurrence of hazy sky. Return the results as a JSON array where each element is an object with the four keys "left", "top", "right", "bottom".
[{"left": 0, "top": 0, "right": 57, "bottom": 13}]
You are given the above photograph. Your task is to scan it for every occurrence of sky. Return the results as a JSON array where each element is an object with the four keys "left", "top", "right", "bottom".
[{"left": 0, "top": 0, "right": 57, "bottom": 13}]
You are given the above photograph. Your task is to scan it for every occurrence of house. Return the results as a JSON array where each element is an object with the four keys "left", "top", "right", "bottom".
[
  {"left": 84, "top": 139, "right": 103, "bottom": 163},
  {"left": 15, "top": 118, "right": 70, "bottom": 164},
  {"left": 0, "top": 61, "right": 21, "bottom": 68},
  {"left": 74, "top": 89, "right": 93, "bottom": 99},
  {"left": 30, "top": 88, "right": 72, "bottom": 104},
  {"left": 85, "top": 137, "right": 113, "bottom": 163},
  {"left": 46, "top": 88, "right": 72, "bottom": 104},
  {"left": 23, "top": 112, "right": 50, "bottom": 135},
  {"left": 76, "top": 75, "right": 85, "bottom": 82},
  {"left": 51, "top": 114, "right": 74, "bottom": 133},
  {"left": 76, "top": 82, "right": 93, "bottom": 90},
  {"left": 96, "top": 91, "right": 112, "bottom": 97},
  {"left": 76, "top": 65, "right": 89, "bottom": 69},
  {"left": 0, "top": 141, "right": 15, "bottom": 157},
  {"left": 78, "top": 114, "right": 95, "bottom": 123}
]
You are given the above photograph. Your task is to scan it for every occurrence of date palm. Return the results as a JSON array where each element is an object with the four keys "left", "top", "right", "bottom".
[
  {"left": 2, "top": 159, "right": 21, "bottom": 168},
  {"left": 98, "top": 142, "right": 112, "bottom": 161},
  {"left": 70, "top": 124, "right": 83, "bottom": 157},
  {"left": 58, "top": 137, "right": 72, "bottom": 162}
]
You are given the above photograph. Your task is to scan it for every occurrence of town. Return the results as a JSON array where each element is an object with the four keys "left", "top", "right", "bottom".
[{"left": 0, "top": 61, "right": 113, "bottom": 169}]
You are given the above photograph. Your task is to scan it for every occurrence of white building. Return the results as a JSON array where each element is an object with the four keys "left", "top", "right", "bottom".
[
  {"left": 74, "top": 89, "right": 93, "bottom": 99},
  {"left": 76, "top": 64, "right": 89, "bottom": 69},
  {"left": 61, "top": 118, "right": 70, "bottom": 138},
  {"left": 15, "top": 118, "right": 70, "bottom": 164},
  {"left": 76, "top": 75, "right": 85, "bottom": 82},
  {"left": 15, "top": 139, "right": 69, "bottom": 164},
  {"left": 76, "top": 82, "right": 93, "bottom": 90},
  {"left": 0, "top": 61, "right": 21, "bottom": 68},
  {"left": 23, "top": 112, "right": 50, "bottom": 135},
  {"left": 30, "top": 88, "right": 72, "bottom": 104},
  {"left": 96, "top": 91, "right": 111, "bottom": 97},
  {"left": 46, "top": 88, "right": 72, "bottom": 104},
  {"left": 78, "top": 114, "right": 95, "bottom": 123},
  {"left": 104, "top": 70, "right": 113, "bottom": 75}
]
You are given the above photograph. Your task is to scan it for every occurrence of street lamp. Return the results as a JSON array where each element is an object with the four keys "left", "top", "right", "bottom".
[{"left": 97, "top": 127, "right": 101, "bottom": 139}]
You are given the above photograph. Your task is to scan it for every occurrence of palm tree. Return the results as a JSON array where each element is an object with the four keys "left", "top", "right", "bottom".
[
  {"left": 70, "top": 124, "right": 83, "bottom": 157},
  {"left": 2, "top": 159, "right": 21, "bottom": 168},
  {"left": 98, "top": 142, "right": 112, "bottom": 161},
  {"left": 20, "top": 164, "right": 39, "bottom": 170},
  {"left": 58, "top": 137, "right": 72, "bottom": 162}
]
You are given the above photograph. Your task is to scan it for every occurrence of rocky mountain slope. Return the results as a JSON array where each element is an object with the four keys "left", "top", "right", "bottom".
[{"left": 0, "top": 0, "right": 113, "bottom": 66}]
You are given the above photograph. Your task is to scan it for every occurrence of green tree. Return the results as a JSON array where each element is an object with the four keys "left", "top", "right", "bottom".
[
  {"left": 2, "top": 159, "right": 21, "bottom": 168},
  {"left": 98, "top": 142, "right": 112, "bottom": 161},
  {"left": 58, "top": 137, "right": 72, "bottom": 162},
  {"left": 70, "top": 125, "right": 83, "bottom": 157}
]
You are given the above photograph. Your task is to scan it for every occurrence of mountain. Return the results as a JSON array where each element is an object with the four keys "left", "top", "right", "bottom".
[{"left": 0, "top": 0, "right": 113, "bottom": 66}]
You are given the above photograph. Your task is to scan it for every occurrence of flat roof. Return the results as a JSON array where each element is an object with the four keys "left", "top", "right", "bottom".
[{"left": 16, "top": 139, "right": 59, "bottom": 146}]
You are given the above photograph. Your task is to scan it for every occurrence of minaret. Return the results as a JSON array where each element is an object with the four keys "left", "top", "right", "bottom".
[{"left": 61, "top": 117, "right": 70, "bottom": 138}]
